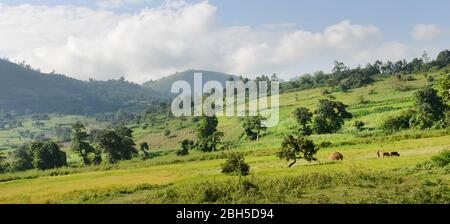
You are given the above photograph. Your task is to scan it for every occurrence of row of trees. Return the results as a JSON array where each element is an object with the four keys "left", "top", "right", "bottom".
[
  {"left": 3, "top": 141, "right": 67, "bottom": 172},
  {"left": 282, "top": 50, "right": 450, "bottom": 93},
  {"left": 293, "top": 99, "right": 352, "bottom": 135},
  {"left": 0, "top": 123, "right": 141, "bottom": 173},
  {"left": 71, "top": 123, "right": 139, "bottom": 164}
]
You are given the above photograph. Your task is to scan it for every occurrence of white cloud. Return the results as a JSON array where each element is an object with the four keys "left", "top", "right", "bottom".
[
  {"left": 412, "top": 24, "right": 444, "bottom": 40},
  {"left": 261, "top": 22, "right": 297, "bottom": 30},
  {"left": 354, "top": 42, "right": 409, "bottom": 63},
  {"left": 0, "top": 1, "right": 426, "bottom": 83},
  {"left": 97, "top": 0, "right": 143, "bottom": 9}
]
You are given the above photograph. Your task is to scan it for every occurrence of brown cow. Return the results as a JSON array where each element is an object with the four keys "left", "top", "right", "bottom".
[{"left": 377, "top": 151, "right": 390, "bottom": 158}]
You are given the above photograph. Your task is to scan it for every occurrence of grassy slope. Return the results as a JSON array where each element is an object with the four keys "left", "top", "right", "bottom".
[{"left": 0, "top": 71, "right": 449, "bottom": 204}]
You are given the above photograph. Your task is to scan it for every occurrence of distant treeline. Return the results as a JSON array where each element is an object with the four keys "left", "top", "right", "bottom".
[{"left": 281, "top": 50, "right": 450, "bottom": 93}]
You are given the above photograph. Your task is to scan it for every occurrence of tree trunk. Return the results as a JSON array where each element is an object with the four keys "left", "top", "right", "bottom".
[{"left": 288, "top": 159, "right": 297, "bottom": 168}]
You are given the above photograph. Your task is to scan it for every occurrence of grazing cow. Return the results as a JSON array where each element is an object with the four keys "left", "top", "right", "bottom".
[
  {"left": 390, "top": 152, "right": 400, "bottom": 157},
  {"left": 377, "top": 151, "right": 391, "bottom": 158},
  {"left": 329, "top": 152, "right": 344, "bottom": 161},
  {"left": 377, "top": 151, "right": 400, "bottom": 158}
]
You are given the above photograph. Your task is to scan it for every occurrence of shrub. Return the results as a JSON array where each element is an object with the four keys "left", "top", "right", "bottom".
[
  {"left": 382, "top": 110, "right": 414, "bottom": 131},
  {"left": 403, "top": 75, "right": 416, "bottom": 81},
  {"left": 0, "top": 156, "right": 7, "bottom": 173},
  {"left": 358, "top": 96, "right": 369, "bottom": 104},
  {"left": 222, "top": 153, "right": 250, "bottom": 176},
  {"left": 164, "top": 129, "right": 171, "bottom": 137},
  {"left": 201, "top": 183, "right": 232, "bottom": 203},
  {"left": 321, "top": 89, "right": 331, "bottom": 95},
  {"left": 319, "top": 141, "right": 333, "bottom": 148},
  {"left": 177, "top": 139, "right": 194, "bottom": 156},
  {"left": 354, "top": 121, "right": 365, "bottom": 131},
  {"left": 142, "top": 123, "right": 149, "bottom": 129},
  {"left": 431, "top": 150, "right": 450, "bottom": 167}
]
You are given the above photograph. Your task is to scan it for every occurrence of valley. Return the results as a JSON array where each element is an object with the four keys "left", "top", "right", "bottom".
[{"left": 0, "top": 65, "right": 449, "bottom": 204}]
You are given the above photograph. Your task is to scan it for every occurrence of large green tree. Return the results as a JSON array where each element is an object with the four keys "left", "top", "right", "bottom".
[
  {"left": 435, "top": 50, "right": 450, "bottom": 68},
  {"left": 436, "top": 73, "right": 450, "bottom": 103},
  {"left": 312, "top": 99, "right": 352, "bottom": 134},
  {"left": 277, "top": 135, "right": 318, "bottom": 168},
  {"left": 29, "top": 141, "right": 67, "bottom": 170},
  {"left": 196, "top": 115, "right": 223, "bottom": 152},
  {"left": 241, "top": 115, "right": 267, "bottom": 141},
  {"left": 71, "top": 123, "right": 96, "bottom": 165},
  {"left": 292, "top": 107, "right": 313, "bottom": 135},
  {"left": 95, "top": 127, "right": 137, "bottom": 163},
  {"left": 410, "top": 87, "right": 447, "bottom": 129}
]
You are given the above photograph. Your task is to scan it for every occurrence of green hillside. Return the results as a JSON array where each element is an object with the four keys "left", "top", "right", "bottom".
[
  {"left": 0, "top": 59, "right": 164, "bottom": 114},
  {"left": 0, "top": 67, "right": 449, "bottom": 204}
]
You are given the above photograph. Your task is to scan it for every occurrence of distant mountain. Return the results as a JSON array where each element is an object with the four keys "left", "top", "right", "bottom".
[
  {"left": 0, "top": 59, "right": 164, "bottom": 114},
  {"left": 143, "top": 70, "right": 238, "bottom": 94}
]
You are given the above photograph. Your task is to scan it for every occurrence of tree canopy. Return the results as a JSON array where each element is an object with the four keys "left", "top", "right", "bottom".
[
  {"left": 292, "top": 107, "right": 313, "bottom": 135},
  {"left": 196, "top": 115, "right": 223, "bottom": 152},
  {"left": 312, "top": 99, "right": 352, "bottom": 134},
  {"left": 95, "top": 126, "right": 137, "bottom": 163},
  {"left": 71, "top": 122, "right": 96, "bottom": 165},
  {"left": 277, "top": 135, "right": 318, "bottom": 167},
  {"left": 410, "top": 87, "right": 447, "bottom": 129},
  {"left": 241, "top": 115, "right": 267, "bottom": 141},
  {"left": 221, "top": 153, "right": 250, "bottom": 176}
]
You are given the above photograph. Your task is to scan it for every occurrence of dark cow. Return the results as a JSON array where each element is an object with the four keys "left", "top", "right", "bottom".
[
  {"left": 377, "top": 151, "right": 400, "bottom": 158},
  {"left": 390, "top": 152, "right": 400, "bottom": 157}
]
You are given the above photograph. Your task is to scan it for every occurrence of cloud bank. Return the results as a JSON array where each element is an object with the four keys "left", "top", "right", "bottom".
[
  {"left": 97, "top": 0, "right": 144, "bottom": 9},
  {"left": 0, "top": 1, "right": 431, "bottom": 82},
  {"left": 412, "top": 24, "right": 445, "bottom": 40}
]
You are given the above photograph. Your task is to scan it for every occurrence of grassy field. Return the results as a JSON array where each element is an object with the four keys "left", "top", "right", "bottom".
[{"left": 0, "top": 70, "right": 449, "bottom": 204}]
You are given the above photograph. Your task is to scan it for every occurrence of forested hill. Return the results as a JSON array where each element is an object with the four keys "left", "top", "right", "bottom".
[
  {"left": 0, "top": 59, "right": 164, "bottom": 114},
  {"left": 143, "top": 70, "right": 237, "bottom": 94}
]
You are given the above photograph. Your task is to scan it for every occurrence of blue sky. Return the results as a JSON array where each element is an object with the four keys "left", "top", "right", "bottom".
[
  {"left": 0, "top": 0, "right": 449, "bottom": 82},
  {"left": 3, "top": 0, "right": 450, "bottom": 40}
]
